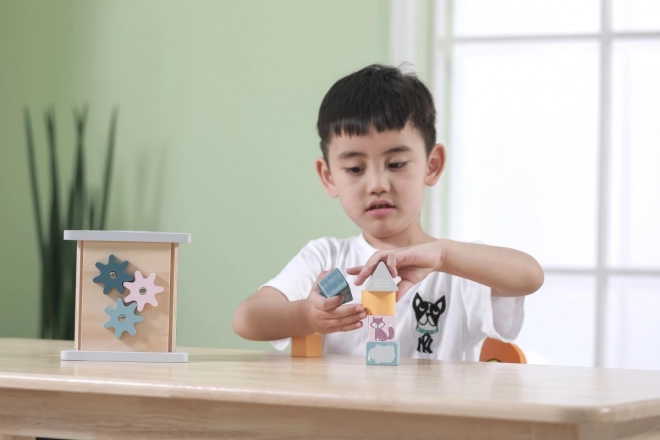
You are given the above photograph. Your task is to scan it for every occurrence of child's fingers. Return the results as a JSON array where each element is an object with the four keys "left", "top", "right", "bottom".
[
  {"left": 354, "top": 251, "right": 398, "bottom": 285},
  {"left": 352, "top": 259, "right": 380, "bottom": 285},
  {"left": 309, "top": 270, "right": 332, "bottom": 298},
  {"left": 328, "top": 303, "right": 365, "bottom": 319},
  {"left": 325, "top": 310, "right": 366, "bottom": 329},
  {"left": 316, "top": 294, "right": 345, "bottom": 311},
  {"left": 327, "top": 320, "right": 363, "bottom": 333},
  {"left": 396, "top": 279, "right": 415, "bottom": 301},
  {"left": 345, "top": 266, "right": 363, "bottom": 276},
  {"left": 312, "top": 270, "right": 332, "bottom": 288}
]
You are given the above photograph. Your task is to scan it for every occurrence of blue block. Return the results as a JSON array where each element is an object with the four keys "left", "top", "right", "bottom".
[
  {"left": 366, "top": 341, "right": 400, "bottom": 366},
  {"left": 318, "top": 268, "right": 353, "bottom": 304}
]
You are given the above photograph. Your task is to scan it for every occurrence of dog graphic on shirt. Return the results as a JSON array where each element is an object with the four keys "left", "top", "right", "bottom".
[{"left": 412, "top": 292, "right": 446, "bottom": 354}]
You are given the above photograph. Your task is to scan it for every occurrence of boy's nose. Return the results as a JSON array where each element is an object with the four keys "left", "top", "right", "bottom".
[{"left": 366, "top": 170, "right": 390, "bottom": 194}]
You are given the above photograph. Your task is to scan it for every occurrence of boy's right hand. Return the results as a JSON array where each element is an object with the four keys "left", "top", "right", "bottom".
[{"left": 303, "top": 271, "right": 366, "bottom": 334}]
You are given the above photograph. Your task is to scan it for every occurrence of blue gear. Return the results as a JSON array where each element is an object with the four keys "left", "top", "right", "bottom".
[
  {"left": 93, "top": 254, "right": 133, "bottom": 294},
  {"left": 103, "top": 298, "right": 144, "bottom": 338}
]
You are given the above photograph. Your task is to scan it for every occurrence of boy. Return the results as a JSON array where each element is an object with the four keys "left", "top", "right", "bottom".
[{"left": 233, "top": 64, "right": 543, "bottom": 359}]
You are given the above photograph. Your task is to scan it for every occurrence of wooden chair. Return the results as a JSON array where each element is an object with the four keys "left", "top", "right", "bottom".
[{"left": 479, "top": 338, "right": 526, "bottom": 364}]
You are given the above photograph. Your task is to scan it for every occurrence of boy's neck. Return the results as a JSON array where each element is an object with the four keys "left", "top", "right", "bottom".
[{"left": 362, "top": 222, "right": 436, "bottom": 251}]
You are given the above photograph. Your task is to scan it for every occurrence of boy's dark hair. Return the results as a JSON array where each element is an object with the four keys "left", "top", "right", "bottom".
[{"left": 317, "top": 64, "right": 436, "bottom": 161}]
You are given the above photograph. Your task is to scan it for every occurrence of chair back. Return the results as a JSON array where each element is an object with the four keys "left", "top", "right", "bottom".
[{"left": 479, "top": 337, "right": 526, "bottom": 363}]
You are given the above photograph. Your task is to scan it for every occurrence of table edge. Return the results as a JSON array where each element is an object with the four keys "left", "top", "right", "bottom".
[{"left": 0, "top": 371, "right": 652, "bottom": 425}]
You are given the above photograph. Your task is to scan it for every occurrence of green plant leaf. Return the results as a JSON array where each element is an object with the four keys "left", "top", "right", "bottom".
[
  {"left": 24, "top": 108, "right": 45, "bottom": 258},
  {"left": 67, "top": 106, "right": 88, "bottom": 232},
  {"left": 45, "top": 108, "right": 62, "bottom": 336},
  {"left": 100, "top": 107, "right": 118, "bottom": 230},
  {"left": 28, "top": 106, "right": 118, "bottom": 340},
  {"left": 88, "top": 191, "right": 97, "bottom": 230}
]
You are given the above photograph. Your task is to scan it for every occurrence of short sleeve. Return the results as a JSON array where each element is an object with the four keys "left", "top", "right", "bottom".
[
  {"left": 260, "top": 239, "right": 331, "bottom": 351},
  {"left": 461, "top": 276, "right": 525, "bottom": 343},
  {"left": 260, "top": 239, "right": 330, "bottom": 301}
]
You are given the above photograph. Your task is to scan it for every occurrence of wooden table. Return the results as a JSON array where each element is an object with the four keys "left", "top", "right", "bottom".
[{"left": 1, "top": 338, "right": 660, "bottom": 439}]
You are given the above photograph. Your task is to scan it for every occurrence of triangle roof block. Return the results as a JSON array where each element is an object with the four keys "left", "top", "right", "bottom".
[{"left": 365, "top": 261, "right": 398, "bottom": 292}]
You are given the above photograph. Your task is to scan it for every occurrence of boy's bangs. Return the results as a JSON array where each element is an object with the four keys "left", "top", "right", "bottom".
[
  {"left": 329, "top": 110, "right": 409, "bottom": 139},
  {"left": 318, "top": 64, "right": 436, "bottom": 158}
]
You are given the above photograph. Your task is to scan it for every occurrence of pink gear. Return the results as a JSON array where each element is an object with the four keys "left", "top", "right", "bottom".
[{"left": 123, "top": 271, "right": 164, "bottom": 311}]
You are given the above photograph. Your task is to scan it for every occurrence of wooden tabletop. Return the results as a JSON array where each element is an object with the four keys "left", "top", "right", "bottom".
[{"left": 1, "top": 338, "right": 660, "bottom": 425}]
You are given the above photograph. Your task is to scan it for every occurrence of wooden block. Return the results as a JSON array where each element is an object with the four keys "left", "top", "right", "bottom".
[
  {"left": 364, "top": 261, "right": 398, "bottom": 292},
  {"left": 366, "top": 341, "right": 400, "bottom": 366},
  {"left": 361, "top": 290, "right": 395, "bottom": 316},
  {"left": 318, "top": 268, "right": 353, "bottom": 304},
  {"left": 368, "top": 315, "right": 395, "bottom": 342},
  {"left": 291, "top": 333, "right": 323, "bottom": 357}
]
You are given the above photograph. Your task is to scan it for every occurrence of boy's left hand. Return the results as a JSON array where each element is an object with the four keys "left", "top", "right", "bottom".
[{"left": 347, "top": 241, "right": 444, "bottom": 301}]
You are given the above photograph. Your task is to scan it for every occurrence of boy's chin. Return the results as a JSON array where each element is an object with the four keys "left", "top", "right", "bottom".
[
  {"left": 349, "top": 210, "right": 420, "bottom": 240},
  {"left": 359, "top": 222, "right": 407, "bottom": 240}
]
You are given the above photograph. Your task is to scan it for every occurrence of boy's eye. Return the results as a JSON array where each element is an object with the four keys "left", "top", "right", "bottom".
[
  {"left": 388, "top": 162, "right": 408, "bottom": 170},
  {"left": 345, "top": 167, "right": 364, "bottom": 174}
]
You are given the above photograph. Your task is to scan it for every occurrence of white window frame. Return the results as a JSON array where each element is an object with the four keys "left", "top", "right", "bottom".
[{"left": 390, "top": 0, "right": 660, "bottom": 367}]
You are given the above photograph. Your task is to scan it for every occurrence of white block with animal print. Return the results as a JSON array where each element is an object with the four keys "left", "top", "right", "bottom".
[{"left": 368, "top": 315, "right": 395, "bottom": 342}]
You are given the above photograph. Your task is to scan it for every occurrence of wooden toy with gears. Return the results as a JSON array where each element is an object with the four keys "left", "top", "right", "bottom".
[{"left": 60, "top": 230, "right": 191, "bottom": 363}]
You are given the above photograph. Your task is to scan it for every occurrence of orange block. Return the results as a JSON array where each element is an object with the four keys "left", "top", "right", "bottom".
[
  {"left": 361, "top": 290, "right": 396, "bottom": 316},
  {"left": 291, "top": 333, "right": 323, "bottom": 357}
]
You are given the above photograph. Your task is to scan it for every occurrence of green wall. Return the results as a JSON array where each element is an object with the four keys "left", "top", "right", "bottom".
[{"left": 0, "top": 0, "right": 389, "bottom": 349}]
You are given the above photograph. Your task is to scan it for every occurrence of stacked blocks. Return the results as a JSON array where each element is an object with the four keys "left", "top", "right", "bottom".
[
  {"left": 291, "top": 333, "right": 323, "bottom": 357},
  {"left": 361, "top": 291, "right": 396, "bottom": 315},
  {"left": 363, "top": 262, "right": 400, "bottom": 366},
  {"left": 318, "top": 268, "right": 353, "bottom": 304},
  {"left": 368, "top": 315, "right": 395, "bottom": 342},
  {"left": 292, "top": 269, "right": 352, "bottom": 358},
  {"left": 366, "top": 341, "right": 400, "bottom": 366}
]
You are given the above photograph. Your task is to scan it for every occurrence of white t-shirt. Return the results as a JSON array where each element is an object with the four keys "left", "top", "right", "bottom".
[{"left": 263, "top": 235, "right": 525, "bottom": 361}]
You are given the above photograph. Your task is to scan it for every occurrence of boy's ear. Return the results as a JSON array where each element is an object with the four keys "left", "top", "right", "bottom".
[
  {"left": 316, "top": 157, "right": 339, "bottom": 198},
  {"left": 425, "top": 143, "right": 446, "bottom": 186}
]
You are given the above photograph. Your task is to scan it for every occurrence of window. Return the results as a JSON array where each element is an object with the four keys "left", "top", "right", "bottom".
[{"left": 431, "top": 0, "right": 660, "bottom": 368}]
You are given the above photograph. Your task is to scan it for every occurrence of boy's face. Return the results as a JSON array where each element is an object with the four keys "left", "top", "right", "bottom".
[{"left": 316, "top": 123, "right": 445, "bottom": 242}]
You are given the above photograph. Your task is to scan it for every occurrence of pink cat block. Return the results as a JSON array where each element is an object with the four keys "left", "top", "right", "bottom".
[{"left": 368, "top": 315, "right": 395, "bottom": 342}]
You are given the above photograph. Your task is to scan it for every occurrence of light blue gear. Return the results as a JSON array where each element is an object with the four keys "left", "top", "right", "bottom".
[{"left": 104, "top": 298, "right": 144, "bottom": 338}]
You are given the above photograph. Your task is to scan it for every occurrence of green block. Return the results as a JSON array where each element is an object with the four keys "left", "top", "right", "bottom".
[{"left": 366, "top": 341, "right": 400, "bottom": 366}]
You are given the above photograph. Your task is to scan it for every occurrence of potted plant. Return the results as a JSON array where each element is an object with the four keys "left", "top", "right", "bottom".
[{"left": 24, "top": 106, "right": 118, "bottom": 340}]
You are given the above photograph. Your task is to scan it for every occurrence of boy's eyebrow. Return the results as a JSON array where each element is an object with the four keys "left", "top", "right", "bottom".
[
  {"left": 337, "top": 151, "right": 367, "bottom": 159},
  {"left": 383, "top": 145, "right": 412, "bottom": 155},
  {"left": 337, "top": 145, "right": 412, "bottom": 160}
]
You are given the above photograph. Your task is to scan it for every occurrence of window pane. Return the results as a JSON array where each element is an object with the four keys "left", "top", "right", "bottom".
[
  {"left": 609, "top": 40, "right": 660, "bottom": 269},
  {"left": 605, "top": 276, "right": 660, "bottom": 370},
  {"left": 515, "top": 275, "right": 596, "bottom": 367},
  {"left": 447, "top": 42, "right": 599, "bottom": 267},
  {"left": 451, "top": 0, "right": 599, "bottom": 37},
  {"left": 612, "top": 0, "right": 660, "bottom": 32}
]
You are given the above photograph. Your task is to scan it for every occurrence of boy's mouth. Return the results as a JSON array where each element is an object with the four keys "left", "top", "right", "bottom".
[{"left": 367, "top": 200, "right": 395, "bottom": 217}]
